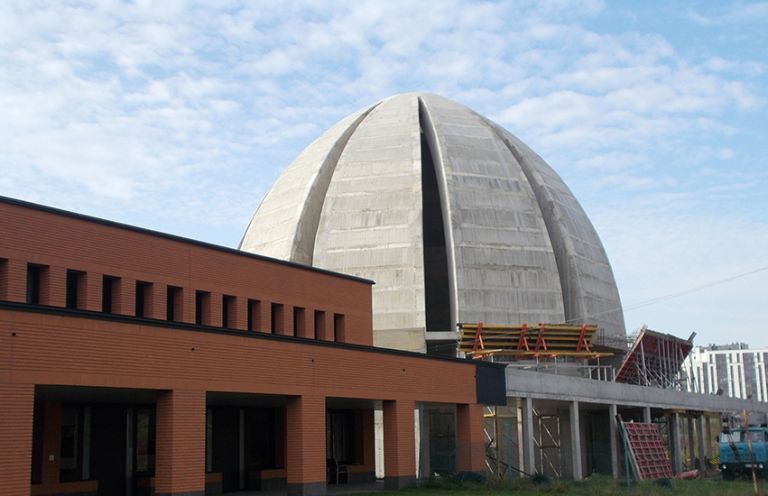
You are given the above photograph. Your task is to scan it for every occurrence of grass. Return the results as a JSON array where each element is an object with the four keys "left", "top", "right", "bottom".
[{"left": 358, "top": 475, "right": 766, "bottom": 496}]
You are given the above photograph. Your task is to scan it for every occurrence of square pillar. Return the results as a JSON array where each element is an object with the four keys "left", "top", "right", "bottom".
[
  {"left": 521, "top": 397, "right": 536, "bottom": 475},
  {"left": 643, "top": 406, "right": 652, "bottom": 424},
  {"left": 698, "top": 415, "right": 707, "bottom": 472},
  {"left": 82, "top": 271, "right": 103, "bottom": 311},
  {"left": 609, "top": 404, "right": 619, "bottom": 479},
  {"left": 569, "top": 400, "right": 582, "bottom": 481},
  {"left": 0, "top": 383, "right": 34, "bottom": 496},
  {"left": 286, "top": 395, "right": 326, "bottom": 496},
  {"left": 686, "top": 416, "right": 696, "bottom": 471},
  {"left": 155, "top": 389, "right": 206, "bottom": 496},
  {"left": 671, "top": 412, "right": 683, "bottom": 474},
  {"left": 383, "top": 399, "right": 416, "bottom": 489},
  {"left": 456, "top": 404, "right": 485, "bottom": 476}
]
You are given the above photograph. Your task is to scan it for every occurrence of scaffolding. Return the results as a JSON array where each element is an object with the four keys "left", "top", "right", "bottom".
[
  {"left": 615, "top": 326, "right": 694, "bottom": 389},
  {"left": 457, "top": 322, "right": 612, "bottom": 360},
  {"left": 462, "top": 321, "right": 612, "bottom": 479}
]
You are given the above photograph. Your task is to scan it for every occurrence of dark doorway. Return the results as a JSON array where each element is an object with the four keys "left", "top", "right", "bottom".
[{"left": 91, "top": 405, "right": 127, "bottom": 496}]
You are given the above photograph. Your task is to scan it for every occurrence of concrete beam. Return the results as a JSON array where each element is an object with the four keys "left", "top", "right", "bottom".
[{"left": 506, "top": 368, "right": 768, "bottom": 415}]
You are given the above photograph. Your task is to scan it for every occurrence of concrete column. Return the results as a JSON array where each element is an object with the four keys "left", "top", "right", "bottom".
[
  {"left": 609, "top": 404, "right": 619, "bottom": 479},
  {"left": 698, "top": 416, "right": 707, "bottom": 472},
  {"left": 643, "top": 407, "right": 652, "bottom": 424},
  {"left": 569, "top": 401, "right": 583, "bottom": 481},
  {"left": 0, "top": 258, "right": 27, "bottom": 302},
  {"left": 0, "top": 383, "right": 34, "bottom": 496},
  {"left": 383, "top": 399, "right": 416, "bottom": 489},
  {"left": 82, "top": 271, "right": 103, "bottom": 311},
  {"left": 521, "top": 397, "right": 536, "bottom": 475},
  {"left": 456, "top": 404, "right": 485, "bottom": 476},
  {"left": 286, "top": 395, "right": 326, "bottom": 496},
  {"left": 686, "top": 416, "right": 696, "bottom": 471},
  {"left": 155, "top": 389, "right": 206, "bottom": 496},
  {"left": 671, "top": 412, "right": 683, "bottom": 474}
]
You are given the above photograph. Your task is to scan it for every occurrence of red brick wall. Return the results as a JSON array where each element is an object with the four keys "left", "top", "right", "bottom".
[
  {"left": 0, "top": 383, "right": 34, "bottom": 496},
  {"left": 155, "top": 390, "right": 206, "bottom": 494},
  {"left": 0, "top": 200, "right": 373, "bottom": 346},
  {"left": 383, "top": 400, "right": 416, "bottom": 480},
  {"left": 1, "top": 310, "right": 477, "bottom": 404},
  {"left": 456, "top": 403, "right": 485, "bottom": 473},
  {"left": 286, "top": 395, "right": 326, "bottom": 487}
]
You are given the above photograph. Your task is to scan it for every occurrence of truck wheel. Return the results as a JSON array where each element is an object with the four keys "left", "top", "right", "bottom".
[{"left": 722, "top": 469, "right": 735, "bottom": 481}]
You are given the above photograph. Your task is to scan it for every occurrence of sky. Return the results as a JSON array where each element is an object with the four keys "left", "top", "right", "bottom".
[{"left": 1, "top": 1, "right": 766, "bottom": 347}]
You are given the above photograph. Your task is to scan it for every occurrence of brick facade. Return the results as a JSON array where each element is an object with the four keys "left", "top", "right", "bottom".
[{"left": 0, "top": 197, "right": 501, "bottom": 496}]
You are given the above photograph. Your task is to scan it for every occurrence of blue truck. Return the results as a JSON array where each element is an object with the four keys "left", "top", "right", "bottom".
[{"left": 719, "top": 426, "right": 768, "bottom": 480}]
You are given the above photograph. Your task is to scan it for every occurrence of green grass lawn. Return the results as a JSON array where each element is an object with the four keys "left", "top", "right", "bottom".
[{"left": 359, "top": 475, "right": 764, "bottom": 496}]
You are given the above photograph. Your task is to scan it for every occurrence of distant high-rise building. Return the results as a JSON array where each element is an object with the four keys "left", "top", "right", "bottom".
[{"left": 683, "top": 344, "right": 768, "bottom": 402}]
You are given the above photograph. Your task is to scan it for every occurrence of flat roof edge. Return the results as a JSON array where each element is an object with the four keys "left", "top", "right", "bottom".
[{"left": 0, "top": 195, "right": 374, "bottom": 285}]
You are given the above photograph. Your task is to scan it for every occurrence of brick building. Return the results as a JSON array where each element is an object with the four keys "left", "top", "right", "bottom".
[{"left": 0, "top": 196, "right": 504, "bottom": 496}]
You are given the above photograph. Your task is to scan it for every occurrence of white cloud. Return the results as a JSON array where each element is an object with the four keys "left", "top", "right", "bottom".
[{"left": 0, "top": 0, "right": 766, "bottom": 344}]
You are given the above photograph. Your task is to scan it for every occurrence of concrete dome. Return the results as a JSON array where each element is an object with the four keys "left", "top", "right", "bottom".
[{"left": 240, "top": 93, "right": 625, "bottom": 353}]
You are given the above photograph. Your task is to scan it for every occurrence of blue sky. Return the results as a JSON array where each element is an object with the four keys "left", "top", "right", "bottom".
[{"left": 1, "top": 1, "right": 766, "bottom": 347}]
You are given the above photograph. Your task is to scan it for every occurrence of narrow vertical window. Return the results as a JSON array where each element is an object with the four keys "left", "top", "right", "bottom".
[
  {"left": 0, "top": 258, "right": 8, "bottom": 300},
  {"left": 293, "top": 307, "right": 305, "bottom": 337},
  {"left": 102, "top": 276, "right": 119, "bottom": 313},
  {"left": 313, "top": 310, "right": 325, "bottom": 340},
  {"left": 270, "top": 303, "right": 283, "bottom": 334},
  {"left": 222, "top": 295, "right": 236, "bottom": 328},
  {"left": 333, "top": 313, "right": 345, "bottom": 342},
  {"left": 247, "top": 299, "right": 261, "bottom": 331},
  {"left": 66, "top": 270, "right": 85, "bottom": 309},
  {"left": 166, "top": 286, "right": 182, "bottom": 321},
  {"left": 196, "top": 290, "right": 210, "bottom": 325},
  {"left": 135, "top": 281, "right": 151, "bottom": 318},
  {"left": 26, "top": 264, "right": 43, "bottom": 304}
]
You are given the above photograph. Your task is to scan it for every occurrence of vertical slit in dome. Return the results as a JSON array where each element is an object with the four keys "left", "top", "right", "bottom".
[{"left": 418, "top": 101, "right": 452, "bottom": 342}]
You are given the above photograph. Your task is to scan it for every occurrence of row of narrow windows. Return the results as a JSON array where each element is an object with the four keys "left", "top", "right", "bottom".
[{"left": 2, "top": 260, "right": 346, "bottom": 341}]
